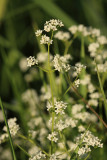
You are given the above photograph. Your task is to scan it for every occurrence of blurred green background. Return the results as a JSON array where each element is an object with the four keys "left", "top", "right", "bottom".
[
  {"left": 0, "top": 0, "right": 107, "bottom": 159},
  {"left": 0, "top": 0, "right": 107, "bottom": 100}
]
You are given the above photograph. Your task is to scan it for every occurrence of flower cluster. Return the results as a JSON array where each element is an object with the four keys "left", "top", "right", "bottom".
[
  {"left": 35, "top": 19, "right": 64, "bottom": 45},
  {"left": 29, "top": 151, "right": 46, "bottom": 160},
  {"left": 27, "top": 56, "right": 38, "bottom": 67},
  {"left": 37, "top": 52, "right": 53, "bottom": 63},
  {"left": 49, "top": 154, "right": 57, "bottom": 160},
  {"left": 54, "top": 100, "right": 67, "bottom": 114},
  {"left": 3, "top": 118, "right": 19, "bottom": 136},
  {"left": 54, "top": 31, "right": 70, "bottom": 41},
  {"left": 73, "top": 62, "right": 86, "bottom": 76},
  {"left": 76, "top": 130, "right": 103, "bottom": 156},
  {"left": 53, "top": 54, "right": 71, "bottom": 72},
  {"left": 74, "top": 79, "right": 80, "bottom": 87},
  {"left": 0, "top": 117, "right": 19, "bottom": 144},
  {"left": 47, "top": 131, "right": 58, "bottom": 142},
  {"left": 44, "top": 19, "right": 64, "bottom": 32},
  {"left": 40, "top": 35, "right": 53, "bottom": 45},
  {"left": 35, "top": 30, "right": 42, "bottom": 37},
  {"left": 88, "top": 42, "right": 99, "bottom": 57}
]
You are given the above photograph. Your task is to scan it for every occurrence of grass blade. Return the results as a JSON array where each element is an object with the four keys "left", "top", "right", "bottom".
[
  {"left": 34, "top": 0, "right": 76, "bottom": 27},
  {"left": 0, "top": 98, "right": 17, "bottom": 160}
]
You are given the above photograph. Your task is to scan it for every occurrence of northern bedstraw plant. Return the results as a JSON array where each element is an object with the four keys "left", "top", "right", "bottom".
[{"left": 0, "top": 20, "right": 107, "bottom": 160}]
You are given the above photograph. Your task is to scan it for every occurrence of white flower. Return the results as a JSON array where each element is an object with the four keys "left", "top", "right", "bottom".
[
  {"left": 91, "top": 28, "right": 100, "bottom": 37},
  {"left": 44, "top": 19, "right": 64, "bottom": 32},
  {"left": 74, "top": 63, "right": 86, "bottom": 76},
  {"left": 19, "top": 57, "right": 28, "bottom": 72},
  {"left": 54, "top": 101, "right": 67, "bottom": 114},
  {"left": 40, "top": 35, "right": 53, "bottom": 44},
  {"left": 27, "top": 56, "right": 38, "bottom": 67},
  {"left": 78, "top": 24, "right": 85, "bottom": 32},
  {"left": 78, "top": 125, "right": 85, "bottom": 132},
  {"left": 47, "top": 132, "right": 58, "bottom": 142},
  {"left": 46, "top": 102, "right": 53, "bottom": 111},
  {"left": 74, "top": 79, "right": 80, "bottom": 87},
  {"left": 54, "top": 31, "right": 70, "bottom": 41},
  {"left": 0, "top": 133, "right": 8, "bottom": 144},
  {"left": 89, "top": 92, "right": 100, "bottom": 99},
  {"left": 65, "top": 118, "right": 77, "bottom": 128},
  {"left": 53, "top": 54, "right": 70, "bottom": 72},
  {"left": 80, "top": 74, "right": 90, "bottom": 85},
  {"left": 69, "top": 25, "right": 78, "bottom": 34},
  {"left": 78, "top": 146, "right": 91, "bottom": 156},
  {"left": 37, "top": 52, "right": 53, "bottom": 63},
  {"left": 49, "top": 154, "right": 57, "bottom": 160},
  {"left": 72, "top": 104, "right": 84, "bottom": 115},
  {"left": 95, "top": 64, "right": 106, "bottom": 72},
  {"left": 88, "top": 42, "right": 99, "bottom": 53},
  {"left": 88, "top": 83, "right": 96, "bottom": 93},
  {"left": 56, "top": 120, "right": 66, "bottom": 131},
  {"left": 80, "top": 131, "right": 103, "bottom": 148},
  {"left": 35, "top": 30, "right": 42, "bottom": 37},
  {"left": 97, "top": 36, "right": 107, "bottom": 45},
  {"left": 3, "top": 118, "right": 19, "bottom": 136},
  {"left": 88, "top": 99, "right": 98, "bottom": 107},
  {"left": 29, "top": 151, "right": 46, "bottom": 160}
]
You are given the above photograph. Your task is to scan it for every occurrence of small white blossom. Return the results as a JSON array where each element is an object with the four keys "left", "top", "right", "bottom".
[
  {"left": 27, "top": 56, "right": 38, "bottom": 67},
  {"left": 69, "top": 25, "right": 78, "bottom": 34},
  {"left": 80, "top": 74, "right": 90, "bottom": 85},
  {"left": 74, "top": 79, "right": 80, "bottom": 87},
  {"left": 95, "top": 64, "right": 106, "bottom": 72},
  {"left": 35, "top": 30, "right": 42, "bottom": 37},
  {"left": 78, "top": 24, "right": 85, "bottom": 32},
  {"left": 97, "top": 36, "right": 107, "bottom": 45},
  {"left": 65, "top": 118, "right": 77, "bottom": 128},
  {"left": 19, "top": 57, "right": 28, "bottom": 72},
  {"left": 91, "top": 28, "right": 100, "bottom": 37},
  {"left": 78, "top": 146, "right": 91, "bottom": 156},
  {"left": 53, "top": 54, "right": 70, "bottom": 72},
  {"left": 89, "top": 92, "right": 100, "bottom": 99},
  {"left": 46, "top": 102, "right": 53, "bottom": 111},
  {"left": 74, "top": 63, "right": 86, "bottom": 76},
  {"left": 88, "top": 42, "right": 99, "bottom": 53},
  {"left": 47, "top": 132, "right": 58, "bottom": 142},
  {"left": 54, "top": 101, "right": 67, "bottom": 114},
  {"left": 40, "top": 35, "right": 53, "bottom": 44},
  {"left": 54, "top": 31, "right": 70, "bottom": 41},
  {"left": 72, "top": 104, "right": 84, "bottom": 115},
  {"left": 56, "top": 120, "right": 66, "bottom": 131},
  {"left": 88, "top": 99, "right": 98, "bottom": 107},
  {"left": 88, "top": 83, "right": 96, "bottom": 93},
  {"left": 44, "top": 19, "right": 64, "bottom": 32},
  {"left": 78, "top": 125, "right": 85, "bottom": 132},
  {"left": 29, "top": 151, "right": 46, "bottom": 160},
  {"left": 0, "top": 133, "right": 8, "bottom": 144},
  {"left": 77, "top": 131, "right": 103, "bottom": 148},
  {"left": 49, "top": 154, "right": 57, "bottom": 160},
  {"left": 37, "top": 52, "right": 53, "bottom": 63},
  {"left": 3, "top": 118, "right": 19, "bottom": 136}
]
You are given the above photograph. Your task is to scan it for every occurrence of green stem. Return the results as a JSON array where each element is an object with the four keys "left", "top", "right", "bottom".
[
  {"left": 47, "top": 35, "right": 55, "bottom": 154},
  {"left": 94, "top": 59, "right": 107, "bottom": 118},
  {"left": 0, "top": 98, "right": 17, "bottom": 160},
  {"left": 16, "top": 144, "right": 30, "bottom": 157},
  {"left": 18, "top": 134, "right": 49, "bottom": 156}
]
